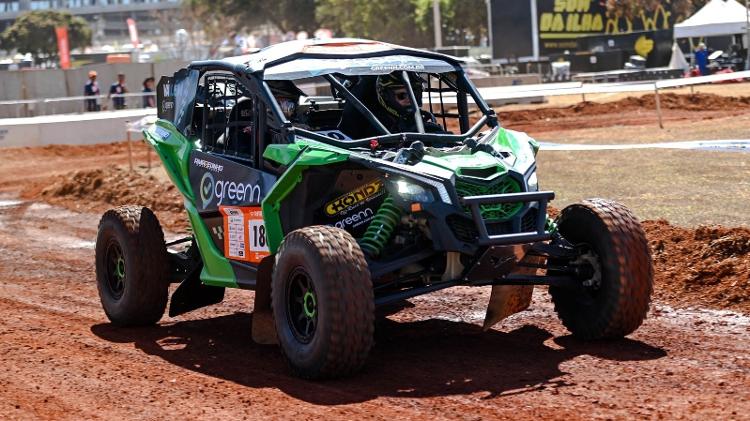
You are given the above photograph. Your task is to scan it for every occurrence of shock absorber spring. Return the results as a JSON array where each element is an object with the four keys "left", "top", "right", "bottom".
[{"left": 358, "top": 195, "right": 401, "bottom": 257}]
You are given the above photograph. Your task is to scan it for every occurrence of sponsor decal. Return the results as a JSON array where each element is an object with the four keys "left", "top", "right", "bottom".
[
  {"left": 324, "top": 179, "right": 384, "bottom": 216},
  {"left": 333, "top": 207, "right": 374, "bottom": 230},
  {"left": 161, "top": 100, "right": 174, "bottom": 112},
  {"left": 154, "top": 126, "right": 171, "bottom": 140},
  {"left": 193, "top": 157, "right": 224, "bottom": 173},
  {"left": 199, "top": 171, "right": 261, "bottom": 209},
  {"left": 220, "top": 206, "right": 269, "bottom": 263},
  {"left": 211, "top": 225, "right": 224, "bottom": 240},
  {"left": 315, "top": 130, "right": 351, "bottom": 141},
  {"left": 371, "top": 63, "right": 425, "bottom": 72}
]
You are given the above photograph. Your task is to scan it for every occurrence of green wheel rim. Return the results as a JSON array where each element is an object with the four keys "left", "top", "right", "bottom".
[
  {"left": 105, "top": 240, "right": 126, "bottom": 299},
  {"left": 285, "top": 267, "right": 318, "bottom": 344}
]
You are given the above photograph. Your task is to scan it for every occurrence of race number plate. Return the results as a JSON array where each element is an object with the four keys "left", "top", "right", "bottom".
[{"left": 220, "top": 206, "right": 270, "bottom": 264}]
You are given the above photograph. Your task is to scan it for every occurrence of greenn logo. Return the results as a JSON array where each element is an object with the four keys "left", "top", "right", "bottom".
[{"left": 199, "top": 172, "right": 215, "bottom": 209}]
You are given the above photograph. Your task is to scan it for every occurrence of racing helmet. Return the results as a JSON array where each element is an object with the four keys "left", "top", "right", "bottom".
[
  {"left": 267, "top": 80, "right": 305, "bottom": 119},
  {"left": 376, "top": 72, "right": 423, "bottom": 118}
]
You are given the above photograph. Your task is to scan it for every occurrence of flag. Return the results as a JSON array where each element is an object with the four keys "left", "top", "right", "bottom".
[
  {"left": 55, "top": 26, "right": 71, "bottom": 70},
  {"left": 126, "top": 18, "right": 140, "bottom": 47}
]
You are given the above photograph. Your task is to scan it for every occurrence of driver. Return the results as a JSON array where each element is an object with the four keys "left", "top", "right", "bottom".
[
  {"left": 267, "top": 80, "right": 305, "bottom": 122},
  {"left": 339, "top": 72, "right": 446, "bottom": 139}
]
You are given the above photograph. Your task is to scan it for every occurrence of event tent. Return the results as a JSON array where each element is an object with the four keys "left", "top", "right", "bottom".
[{"left": 674, "top": 0, "right": 750, "bottom": 38}]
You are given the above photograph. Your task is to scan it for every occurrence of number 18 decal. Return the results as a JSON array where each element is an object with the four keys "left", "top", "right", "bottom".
[
  {"left": 220, "top": 206, "right": 269, "bottom": 264},
  {"left": 248, "top": 209, "right": 269, "bottom": 255}
]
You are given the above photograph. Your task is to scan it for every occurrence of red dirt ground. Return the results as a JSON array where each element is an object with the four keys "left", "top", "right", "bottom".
[
  {"left": 2, "top": 93, "right": 749, "bottom": 419},
  {"left": 498, "top": 92, "right": 750, "bottom": 133}
]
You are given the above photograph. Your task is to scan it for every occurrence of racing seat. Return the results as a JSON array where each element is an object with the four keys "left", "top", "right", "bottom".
[{"left": 218, "top": 97, "right": 254, "bottom": 158}]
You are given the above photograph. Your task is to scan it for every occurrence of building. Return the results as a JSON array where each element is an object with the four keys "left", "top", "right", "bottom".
[{"left": 0, "top": 0, "right": 182, "bottom": 45}]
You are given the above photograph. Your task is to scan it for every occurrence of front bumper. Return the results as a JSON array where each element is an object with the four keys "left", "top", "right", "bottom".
[{"left": 460, "top": 190, "right": 555, "bottom": 246}]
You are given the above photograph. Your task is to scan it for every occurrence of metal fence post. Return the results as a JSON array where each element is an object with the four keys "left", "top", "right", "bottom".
[
  {"left": 126, "top": 121, "right": 133, "bottom": 172},
  {"left": 654, "top": 84, "right": 663, "bottom": 129}
]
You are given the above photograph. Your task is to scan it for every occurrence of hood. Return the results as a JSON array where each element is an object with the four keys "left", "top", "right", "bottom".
[{"left": 411, "top": 127, "right": 539, "bottom": 181}]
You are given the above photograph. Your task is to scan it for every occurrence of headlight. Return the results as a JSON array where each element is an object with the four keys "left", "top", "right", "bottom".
[
  {"left": 394, "top": 180, "right": 434, "bottom": 203},
  {"left": 527, "top": 172, "right": 539, "bottom": 191}
]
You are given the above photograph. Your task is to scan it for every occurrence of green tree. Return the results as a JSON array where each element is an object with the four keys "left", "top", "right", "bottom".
[
  {"left": 605, "top": 0, "right": 710, "bottom": 22},
  {"left": 184, "top": 0, "right": 316, "bottom": 37},
  {"left": 0, "top": 11, "right": 91, "bottom": 62},
  {"left": 316, "top": 0, "right": 432, "bottom": 47},
  {"left": 317, "top": 0, "right": 486, "bottom": 47},
  {"left": 413, "top": 0, "right": 488, "bottom": 46}
]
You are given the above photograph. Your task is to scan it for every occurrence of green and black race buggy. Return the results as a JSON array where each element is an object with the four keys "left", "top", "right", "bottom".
[{"left": 95, "top": 39, "right": 653, "bottom": 379}]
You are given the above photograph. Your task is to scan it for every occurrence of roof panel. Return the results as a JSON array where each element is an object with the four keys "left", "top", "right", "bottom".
[{"left": 214, "top": 38, "right": 460, "bottom": 74}]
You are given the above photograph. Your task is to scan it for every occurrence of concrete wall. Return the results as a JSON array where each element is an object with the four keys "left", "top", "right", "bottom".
[
  {"left": 470, "top": 74, "right": 542, "bottom": 88},
  {"left": 0, "top": 71, "right": 23, "bottom": 101},
  {"left": 0, "top": 109, "right": 153, "bottom": 148},
  {"left": 0, "top": 60, "right": 191, "bottom": 118}
]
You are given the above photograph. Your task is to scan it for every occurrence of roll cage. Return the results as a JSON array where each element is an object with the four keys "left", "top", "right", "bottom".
[{"left": 158, "top": 40, "right": 499, "bottom": 159}]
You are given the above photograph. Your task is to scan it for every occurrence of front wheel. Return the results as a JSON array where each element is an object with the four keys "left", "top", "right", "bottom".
[
  {"left": 549, "top": 199, "right": 653, "bottom": 339},
  {"left": 271, "top": 226, "right": 374, "bottom": 379}
]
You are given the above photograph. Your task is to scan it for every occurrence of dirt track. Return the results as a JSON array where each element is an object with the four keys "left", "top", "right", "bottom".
[
  {"left": 0, "top": 198, "right": 749, "bottom": 420},
  {"left": 1, "top": 93, "right": 750, "bottom": 420}
]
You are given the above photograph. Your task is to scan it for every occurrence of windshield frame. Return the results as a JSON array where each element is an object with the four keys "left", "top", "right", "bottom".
[{"left": 259, "top": 56, "right": 497, "bottom": 147}]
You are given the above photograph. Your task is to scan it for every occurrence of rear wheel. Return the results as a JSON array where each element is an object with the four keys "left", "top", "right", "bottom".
[
  {"left": 549, "top": 199, "right": 653, "bottom": 339},
  {"left": 272, "top": 226, "right": 374, "bottom": 379},
  {"left": 95, "top": 206, "right": 169, "bottom": 326}
]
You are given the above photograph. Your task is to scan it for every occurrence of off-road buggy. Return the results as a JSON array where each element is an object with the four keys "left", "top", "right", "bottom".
[{"left": 95, "top": 39, "right": 653, "bottom": 379}]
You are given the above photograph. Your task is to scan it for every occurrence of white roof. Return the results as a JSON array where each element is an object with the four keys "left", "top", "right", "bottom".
[{"left": 674, "top": 0, "right": 750, "bottom": 38}]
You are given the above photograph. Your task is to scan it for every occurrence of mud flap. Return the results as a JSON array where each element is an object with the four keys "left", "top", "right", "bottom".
[
  {"left": 251, "top": 256, "right": 277, "bottom": 345},
  {"left": 169, "top": 265, "right": 225, "bottom": 317},
  {"left": 483, "top": 284, "right": 534, "bottom": 330},
  {"left": 465, "top": 244, "right": 540, "bottom": 330}
]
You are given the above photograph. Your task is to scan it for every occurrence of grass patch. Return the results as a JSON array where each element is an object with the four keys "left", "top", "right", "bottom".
[{"left": 536, "top": 148, "right": 750, "bottom": 227}]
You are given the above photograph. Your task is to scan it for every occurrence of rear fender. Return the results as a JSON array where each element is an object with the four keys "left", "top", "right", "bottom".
[
  {"left": 143, "top": 121, "right": 236, "bottom": 287},
  {"left": 142, "top": 120, "right": 196, "bottom": 201}
]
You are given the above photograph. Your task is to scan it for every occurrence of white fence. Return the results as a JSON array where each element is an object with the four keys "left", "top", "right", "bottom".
[
  {"left": 440, "top": 70, "right": 750, "bottom": 128},
  {"left": 2, "top": 71, "right": 750, "bottom": 148}
]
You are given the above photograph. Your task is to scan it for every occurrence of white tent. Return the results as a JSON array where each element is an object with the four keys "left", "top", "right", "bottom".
[
  {"left": 668, "top": 42, "right": 690, "bottom": 69},
  {"left": 674, "top": 0, "right": 749, "bottom": 38}
]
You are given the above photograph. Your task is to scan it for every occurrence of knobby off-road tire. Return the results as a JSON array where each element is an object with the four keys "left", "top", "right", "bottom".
[
  {"left": 272, "top": 226, "right": 374, "bottom": 379},
  {"left": 550, "top": 198, "right": 653, "bottom": 339},
  {"left": 95, "top": 206, "right": 169, "bottom": 326}
]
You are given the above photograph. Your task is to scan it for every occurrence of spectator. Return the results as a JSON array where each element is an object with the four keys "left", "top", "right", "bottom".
[
  {"left": 142, "top": 77, "right": 155, "bottom": 108},
  {"left": 109, "top": 73, "right": 128, "bottom": 110},
  {"left": 695, "top": 43, "right": 709, "bottom": 76},
  {"left": 84, "top": 70, "right": 100, "bottom": 112}
]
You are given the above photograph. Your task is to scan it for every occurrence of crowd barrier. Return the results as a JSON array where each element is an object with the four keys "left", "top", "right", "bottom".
[{"left": 2, "top": 71, "right": 750, "bottom": 148}]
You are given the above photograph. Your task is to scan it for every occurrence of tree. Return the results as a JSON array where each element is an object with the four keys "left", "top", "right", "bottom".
[
  {"left": 604, "top": 0, "right": 710, "bottom": 22},
  {"left": 0, "top": 11, "right": 91, "bottom": 63},
  {"left": 413, "top": 0, "right": 488, "bottom": 46},
  {"left": 316, "top": 0, "right": 433, "bottom": 47},
  {"left": 317, "top": 0, "right": 487, "bottom": 47},
  {"left": 184, "top": 0, "right": 316, "bottom": 38},
  {"left": 183, "top": 0, "right": 242, "bottom": 55}
]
